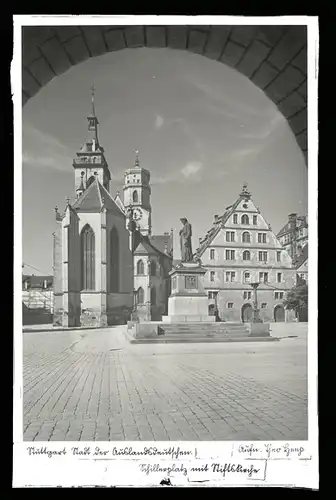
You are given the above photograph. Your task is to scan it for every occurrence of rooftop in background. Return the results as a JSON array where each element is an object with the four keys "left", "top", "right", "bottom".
[{"left": 277, "top": 214, "right": 308, "bottom": 238}]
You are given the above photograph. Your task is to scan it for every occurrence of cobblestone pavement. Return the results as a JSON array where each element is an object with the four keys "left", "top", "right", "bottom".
[{"left": 22, "top": 325, "right": 308, "bottom": 441}]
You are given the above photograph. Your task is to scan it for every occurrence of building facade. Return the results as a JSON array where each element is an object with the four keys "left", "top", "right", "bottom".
[
  {"left": 194, "top": 184, "right": 297, "bottom": 323},
  {"left": 277, "top": 213, "right": 308, "bottom": 260},
  {"left": 52, "top": 90, "right": 172, "bottom": 327}
]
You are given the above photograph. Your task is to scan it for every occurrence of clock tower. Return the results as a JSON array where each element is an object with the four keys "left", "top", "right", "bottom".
[{"left": 123, "top": 150, "right": 152, "bottom": 236}]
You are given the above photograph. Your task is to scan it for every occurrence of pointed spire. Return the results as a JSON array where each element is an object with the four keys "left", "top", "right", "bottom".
[
  {"left": 134, "top": 149, "right": 140, "bottom": 168},
  {"left": 90, "top": 84, "right": 96, "bottom": 116}
]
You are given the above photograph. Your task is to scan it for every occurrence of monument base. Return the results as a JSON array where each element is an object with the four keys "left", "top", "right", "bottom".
[{"left": 164, "top": 261, "right": 215, "bottom": 323}]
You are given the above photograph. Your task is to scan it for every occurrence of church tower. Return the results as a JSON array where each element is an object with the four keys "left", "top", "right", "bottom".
[
  {"left": 123, "top": 150, "right": 152, "bottom": 236},
  {"left": 72, "top": 85, "right": 111, "bottom": 196}
]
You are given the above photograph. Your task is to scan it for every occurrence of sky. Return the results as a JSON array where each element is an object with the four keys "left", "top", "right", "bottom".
[{"left": 22, "top": 47, "right": 308, "bottom": 276}]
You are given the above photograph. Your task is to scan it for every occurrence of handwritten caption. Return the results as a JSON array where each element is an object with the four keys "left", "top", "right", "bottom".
[
  {"left": 24, "top": 442, "right": 311, "bottom": 483},
  {"left": 26, "top": 445, "right": 195, "bottom": 460}
]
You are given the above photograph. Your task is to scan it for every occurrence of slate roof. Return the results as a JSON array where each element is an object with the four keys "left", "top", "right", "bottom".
[
  {"left": 149, "top": 234, "right": 173, "bottom": 256},
  {"left": 134, "top": 235, "right": 173, "bottom": 259},
  {"left": 72, "top": 178, "right": 124, "bottom": 216}
]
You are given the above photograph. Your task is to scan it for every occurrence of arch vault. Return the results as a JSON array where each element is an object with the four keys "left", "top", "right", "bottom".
[{"left": 22, "top": 25, "right": 307, "bottom": 163}]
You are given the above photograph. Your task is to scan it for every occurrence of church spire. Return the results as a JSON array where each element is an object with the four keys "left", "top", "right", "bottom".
[
  {"left": 86, "top": 84, "right": 99, "bottom": 146},
  {"left": 90, "top": 84, "right": 96, "bottom": 117},
  {"left": 72, "top": 86, "right": 111, "bottom": 193}
]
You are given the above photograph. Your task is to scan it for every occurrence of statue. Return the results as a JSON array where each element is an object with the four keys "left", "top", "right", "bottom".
[{"left": 179, "top": 218, "right": 193, "bottom": 262}]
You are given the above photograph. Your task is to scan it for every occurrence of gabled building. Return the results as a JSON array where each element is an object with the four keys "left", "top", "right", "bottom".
[
  {"left": 194, "top": 184, "right": 297, "bottom": 323},
  {"left": 52, "top": 89, "right": 172, "bottom": 327},
  {"left": 277, "top": 213, "right": 308, "bottom": 260}
]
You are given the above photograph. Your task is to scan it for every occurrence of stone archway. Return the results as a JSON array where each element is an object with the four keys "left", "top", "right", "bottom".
[
  {"left": 274, "top": 304, "right": 285, "bottom": 322},
  {"left": 22, "top": 25, "right": 307, "bottom": 163},
  {"left": 241, "top": 303, "right": 253, "bottom": 323}
]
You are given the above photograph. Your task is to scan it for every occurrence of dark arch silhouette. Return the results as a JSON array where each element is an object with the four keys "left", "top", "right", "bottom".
[
  {"left": 132, "top": 190, "right": 138, "bottom": 203},
  {"left": 22, "top": 26, "right": 307, "bottom": 164},
  {"left": 81, "top": 224, "right": 95, "bottom": 290}
]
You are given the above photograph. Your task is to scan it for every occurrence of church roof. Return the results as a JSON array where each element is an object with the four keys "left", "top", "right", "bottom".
[
  {"left": 72, "top": 178, "right": 124, "bottom": 216},
  {"left": 133, "top": 239, "right": 159, "bottom": 256},
  {"left": 293, "top": 244, "right": 308, "bottom": 269},
  {"left": 134, "top": 235, "right": 173, "bottom": 259},
  {"left": 149, "top": 234, "right": 173, "bottom": 257}
]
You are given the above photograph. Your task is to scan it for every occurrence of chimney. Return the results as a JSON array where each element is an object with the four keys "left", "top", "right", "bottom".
[
  {"left": 288, "top": 213, "right": 297, "bottom": 231},
  {"left": 199, "top": 237, "right": 202, "bottom": 243},
  {"left": 214, "top": 214, "right": 219, "bottom": 223}
]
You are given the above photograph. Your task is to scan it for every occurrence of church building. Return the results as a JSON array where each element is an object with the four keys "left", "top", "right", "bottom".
[
  {"left": 52, "top": 89, "right": 173, "bottom": 327},
  {"left": 194, "top": 184, "right": 297, "bottom": 323}
]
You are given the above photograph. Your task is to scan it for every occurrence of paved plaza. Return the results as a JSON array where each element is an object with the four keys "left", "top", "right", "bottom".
[{"left": 22, "top": 324, "right": 308, "bottom": 441}]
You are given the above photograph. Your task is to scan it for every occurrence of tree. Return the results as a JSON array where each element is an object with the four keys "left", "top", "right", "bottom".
[{"left": 284, "top": 281, "right": 308, "bottom": 321}]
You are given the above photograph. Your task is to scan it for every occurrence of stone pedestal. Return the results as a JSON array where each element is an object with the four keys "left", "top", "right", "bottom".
[{"left": 162, "top": 262, "right": 215, "bottom": 323}]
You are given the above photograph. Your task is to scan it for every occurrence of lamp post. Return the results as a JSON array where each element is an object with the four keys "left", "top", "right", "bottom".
[{"left": 250, "top": 282, "right": 262, "bottom": 323}]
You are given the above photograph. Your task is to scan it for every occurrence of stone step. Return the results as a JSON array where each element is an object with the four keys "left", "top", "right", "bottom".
[
  {"left": 129, "top": 336, "right": 279, "bottom": 345},
  {"left": 161, "top": 325, "right": 249, "bottom": 330},
  {"left": 159, "top": 328, "right": 249, "bottom": 336},
  {"left": 162, "top": 333, "right": 250, "bottom": 340},
  {"left": 160, "top": 327, "right": 250, "bottom": 335}
]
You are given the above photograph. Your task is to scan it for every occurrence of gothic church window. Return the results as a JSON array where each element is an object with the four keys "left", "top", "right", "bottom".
[
  {"left": 81, "top": 224, "right": 95, "bottom": 290},
  {"left": 110, "top": 227, "right": 119, "bottom": 292},
  {"left": 132, "top": 190, "right": 138, "bottom": 203},
  {"left": 137, "top": 259, "right": 144, "bottom": 275},
  {"left": 137, "top": 287, "right": 144, "bottom": 304}
]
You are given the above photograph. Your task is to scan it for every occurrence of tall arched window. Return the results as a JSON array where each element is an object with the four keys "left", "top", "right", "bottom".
[
  {"left": 132, "top": 190, "right": 138, "bottom": 203},
  {"left": 242, "top": 231, "right": 251, "bottom": 243},
  {"left": 110, "top": 226, "right": 119, "bottom": 292},
  {"left": 243, "top": 250, "right": 251, "bottom": 261},
  {"left": 137, "top": 287, "right": 144, "bottom": 304},
  {"left": 150, "top": 260, "right": 156, "bottom": 276},
  {"left": 81, "top": 224, "right": 95, "bottom": 290},
  {"left": 137, "top": 259, "right": 144, "bottom": 275},
  {"left": 87, "top": 175, "right": 95, "bottom": 187},
  {"left": 241, "top": 214, "right": 249, "bottom": 225},
  {"left": 151, "top": 286, "right": 156, "bottom": 306}
]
